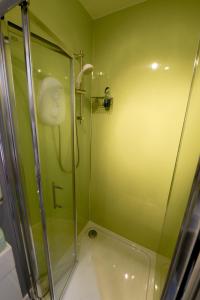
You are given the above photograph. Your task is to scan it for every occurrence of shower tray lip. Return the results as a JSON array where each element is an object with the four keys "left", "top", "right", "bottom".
[{"left": 79, "top": 220, "right": 156, "bottom": 261}]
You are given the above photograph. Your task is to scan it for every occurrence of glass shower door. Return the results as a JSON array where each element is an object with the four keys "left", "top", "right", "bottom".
[
  {"left": 30, "top": 30, "right": 76, "bottom": 300},
  {"left": 8, "top": 22, "right": 76, "bottom": 299}
]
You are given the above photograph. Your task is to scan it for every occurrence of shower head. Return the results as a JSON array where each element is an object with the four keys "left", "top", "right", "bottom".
[
  {"left": 76, "top": 64, "right": 93, "bottom": 89},
  {"left": 82, "top": 64, "right": 93, "bottom": 74}
]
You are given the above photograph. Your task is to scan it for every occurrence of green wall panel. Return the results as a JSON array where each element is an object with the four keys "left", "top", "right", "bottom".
[{"left": 91, "top": 0, "right": 200, "bottom": 252}]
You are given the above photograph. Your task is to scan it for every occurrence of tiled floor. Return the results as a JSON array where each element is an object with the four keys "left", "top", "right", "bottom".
[{"left": 62, "top": 222, "right": 156, "bottom": 300}]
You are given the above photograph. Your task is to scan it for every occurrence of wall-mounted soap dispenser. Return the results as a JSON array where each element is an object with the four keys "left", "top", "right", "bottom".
[
  {"left": 91, "top": 86, "right": 113, "bottom": 112},
  {"left": 103, "top": 87, "right": 113, "bottom": 110}
]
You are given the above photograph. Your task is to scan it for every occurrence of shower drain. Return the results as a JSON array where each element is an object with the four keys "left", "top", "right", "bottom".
[{"left": 88, "top": 229, "right": 98, "bottom": 239}]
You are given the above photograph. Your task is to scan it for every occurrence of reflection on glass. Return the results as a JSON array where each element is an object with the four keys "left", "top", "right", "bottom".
[{"left": 9, "top": 26, "right": 75, "bottom": 300}]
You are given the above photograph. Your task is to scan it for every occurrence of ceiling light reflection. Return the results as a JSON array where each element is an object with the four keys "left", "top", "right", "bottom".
[
  {"left": 151, "top": 62, "right": 159, "bottom": 70},
  {"left": 124, "top": 273, "right": 129, "bottom": 279}
]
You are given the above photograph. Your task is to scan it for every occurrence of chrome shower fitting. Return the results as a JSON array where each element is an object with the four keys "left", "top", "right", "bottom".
[{"left": 74, "top": 50, "right": 93, "bottom": 122}]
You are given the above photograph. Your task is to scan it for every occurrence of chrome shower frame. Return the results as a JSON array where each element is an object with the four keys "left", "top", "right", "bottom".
[
  {"left": 0, "top": 1, "right": 77, "bottom": 299},
  {"left": 21, "top": 3, "right": 55, "bottom": 298},
  {"left": 0, "top": 17, "right": 38, "bottom": 298}
]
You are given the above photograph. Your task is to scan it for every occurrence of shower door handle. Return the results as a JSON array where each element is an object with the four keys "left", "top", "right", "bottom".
[{"left": 52, "top": 182, "right": 63, "bottom": 209}]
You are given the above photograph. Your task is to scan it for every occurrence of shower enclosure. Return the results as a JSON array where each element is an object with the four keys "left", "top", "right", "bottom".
[
  {"left": 0, "top": 2, "right": 77, "bottom": 300},
  {"left": 0, "top": 1, "right": 200, "bottom": 300}
]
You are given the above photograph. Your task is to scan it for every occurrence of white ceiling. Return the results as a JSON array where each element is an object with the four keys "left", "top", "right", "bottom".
[{"left": 79, "top": 0, "right": 147, "bottom": 19}]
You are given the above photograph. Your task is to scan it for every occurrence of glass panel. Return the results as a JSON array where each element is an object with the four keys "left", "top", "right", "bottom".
[
  {"left": 8, "top": 25, "right": 75, "bottom": 299},
  {"left": 8, "top": 27, "right": 49, "bottom": 297},
  {"left": 31, "top": 32, "right": 76, "bottom": 300},
  {"left": 154, "top": 46, "right": 200, "bottom": 299}
]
